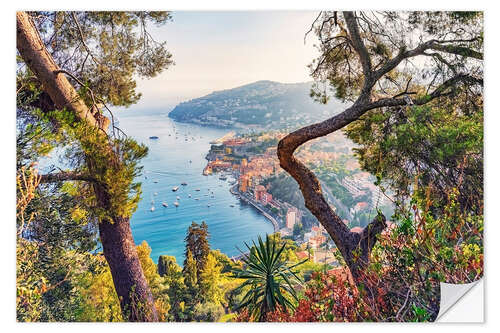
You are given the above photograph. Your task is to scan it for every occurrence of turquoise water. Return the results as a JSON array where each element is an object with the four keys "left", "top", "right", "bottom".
[{"left": 117, "top": 112, "right": 274, "bottom": 265}]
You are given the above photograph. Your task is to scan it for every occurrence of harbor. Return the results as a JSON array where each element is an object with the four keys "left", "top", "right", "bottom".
[{"left": 117, "top": 114, "right": 274, "bottom": 264}]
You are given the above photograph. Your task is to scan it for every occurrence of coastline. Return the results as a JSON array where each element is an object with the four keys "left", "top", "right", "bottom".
[{"left": 230, "top": 184, "right": 279, "bottom": 233}]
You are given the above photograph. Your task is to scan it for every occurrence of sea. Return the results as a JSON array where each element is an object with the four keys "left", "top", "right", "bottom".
[{"left": 117, "top": 110, "right": 274, "bottom": 265}]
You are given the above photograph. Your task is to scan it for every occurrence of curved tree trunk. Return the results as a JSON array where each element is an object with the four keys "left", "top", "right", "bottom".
[
  {"left": 277, "top": 11, "right": 482, "bottom": 283},
  {"left": 16, "top": 11, "right": 158, "bottom": 321}
]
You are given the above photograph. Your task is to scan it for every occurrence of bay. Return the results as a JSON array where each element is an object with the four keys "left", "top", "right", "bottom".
[{"left": 117, "top": 111, "right": 274, "bottom": 265}]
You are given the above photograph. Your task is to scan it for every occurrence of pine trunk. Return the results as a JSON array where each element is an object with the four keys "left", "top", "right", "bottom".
[{"left": 16, "top": 11, "right": 158, "bottom": 321}]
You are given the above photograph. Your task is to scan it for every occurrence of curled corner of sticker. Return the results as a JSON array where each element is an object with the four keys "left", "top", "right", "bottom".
[{"left": 436, "top": 278, "right": 483, "bottom": 322}]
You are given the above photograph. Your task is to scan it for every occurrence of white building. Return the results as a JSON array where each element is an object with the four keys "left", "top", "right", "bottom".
[{"left": 286, "top": 210, "right": 296, "bottom": 229}]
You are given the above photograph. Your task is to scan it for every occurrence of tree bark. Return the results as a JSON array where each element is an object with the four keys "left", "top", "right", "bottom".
[
  {"left": 277, "top": 11, "right": 482, "bottom": 282},
  {"left": 16, "top": 11, "right": 158, "bottom": 321}
]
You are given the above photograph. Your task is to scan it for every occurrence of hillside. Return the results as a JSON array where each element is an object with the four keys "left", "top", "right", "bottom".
[{"left": 168, "top": 80, "right": 345, "bottom": 129}]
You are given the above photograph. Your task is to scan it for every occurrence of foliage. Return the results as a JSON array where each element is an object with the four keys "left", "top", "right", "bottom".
[
  {"left": 266, "top": 271, "right": 367, "bottom": 322},
  {"left": 16, "top": 165, "right": 100, "bottom": 322},
  {"left": 16, "top": 10, "right": 175, "bottom": 322},
  {"left": 198, "top": 253, "right": 225, "bottom": 305},
  {"left": 265, "top": 185, "right": 483, "bottom": 322},
  {"left": 26, "top": 11, "right": 173, "bottom": 107},
  {"left": 136, "top": 242, "right": 170, "bottom": 320},
  {"left": 231, "top": 235, "right": 306, "bottom": 321},
  {"left": 158, "top": 255, "right": 188, "bottom": 322},
  {"left": 346, "top": 103, "right": 483, "bottom": 215},
  {"left": 76, "top": 256, "right": 123, "bottom": 322},
  {"left": 192, "top": 302, "right": 225, "bottom": 322},
  {"left": 309, "top": 11, "right": 482, "bottom": 104},
  {"left": 183, "top": 221, "right": 210, "bottom": 277},
  {"left": 158, "top": 255, "right": 179, "bottom": 277}
]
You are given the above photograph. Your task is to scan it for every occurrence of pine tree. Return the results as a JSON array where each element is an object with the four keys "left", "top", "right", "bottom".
[{"left": 183, "top": 221, "right": 210, "bottom": 278}]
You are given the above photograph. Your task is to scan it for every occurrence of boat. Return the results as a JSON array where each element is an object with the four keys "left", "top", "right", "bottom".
[
  {"left": 153, "top": 181, "right": 158, "bottom": 183},
  {"left": 230, "top": 204, "right": 235, "bottom": 207},
  {"left": 181, "top": 182, "right": 187, "bottom": 186},
  {"left": 195, "top": 188, "right": 200, "bottom": 191},
  {"left": 172, "top": 186, "right": 179, "bottom": 191},
  {"left": 207, "top": 204, "right": 211, "bottom": 207},
  {"left": 176, "top": 196, "right": 180, "bottom": 200},
  {"left": 154, "top": 192, "right": 158, "bottom": 196},
  {"left": 195, "top": 198, "right": 199, "bottom": 201},
  {"left": 150, "top": 206, "right": 155, "bottom": 212},
  {"left": 162, "top": 202, "right": 168, "bottom": 207},
  {"left": 174, "top": 201, "right": 179, "bottom": 207},
  {"left": 219, "top": 176, "right": 227, "bottom": 180},
  {"left": 188, "top": 194, "right": 192, "bottom": 198},
  {"left": 149, "top": 136, "right": 159, "bottom": 140}
]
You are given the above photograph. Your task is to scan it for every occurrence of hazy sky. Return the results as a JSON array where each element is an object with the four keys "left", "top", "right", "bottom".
[{"left": 132, "top": 11, "right": 320, "bottom": 110}]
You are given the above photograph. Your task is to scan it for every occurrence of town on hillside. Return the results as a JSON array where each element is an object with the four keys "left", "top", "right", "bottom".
[{"left": 202, "top": 130, "right": 396, "bottom": 266}]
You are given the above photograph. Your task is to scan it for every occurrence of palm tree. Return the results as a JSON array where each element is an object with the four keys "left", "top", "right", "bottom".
[{"left": 231, "top": 235, "right": 306, "bottom": 321}]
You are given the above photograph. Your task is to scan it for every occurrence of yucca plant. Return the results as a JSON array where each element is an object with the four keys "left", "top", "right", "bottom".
[{"left": 231, "top": 235, "right": 306, "bottom": 321}]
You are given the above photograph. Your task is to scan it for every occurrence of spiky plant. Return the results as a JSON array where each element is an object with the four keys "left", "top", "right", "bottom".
[{"left": 231, "top": 235, "right": 306, "bottom": 321}]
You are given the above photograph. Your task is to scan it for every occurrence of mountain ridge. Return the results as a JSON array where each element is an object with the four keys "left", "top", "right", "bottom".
[{"left": 168, "top": 80, "right": 344, "bottom": 129}]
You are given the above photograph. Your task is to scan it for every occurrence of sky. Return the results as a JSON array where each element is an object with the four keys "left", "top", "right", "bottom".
[{"left": 132, "top": 11, "right": 320, "bottom": 110}]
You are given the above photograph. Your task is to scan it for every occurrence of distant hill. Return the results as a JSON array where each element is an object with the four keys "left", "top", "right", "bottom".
[{"left": 168, "top": 80, "right": 345, "bottom": 129}]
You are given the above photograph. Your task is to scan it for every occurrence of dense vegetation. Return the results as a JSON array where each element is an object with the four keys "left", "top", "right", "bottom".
[
  {"left": 16, "top": 10, "right": 483, "bottom": 323},
  {"left": 16, "top": 11, "right": 173, "bottom": 320}
]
